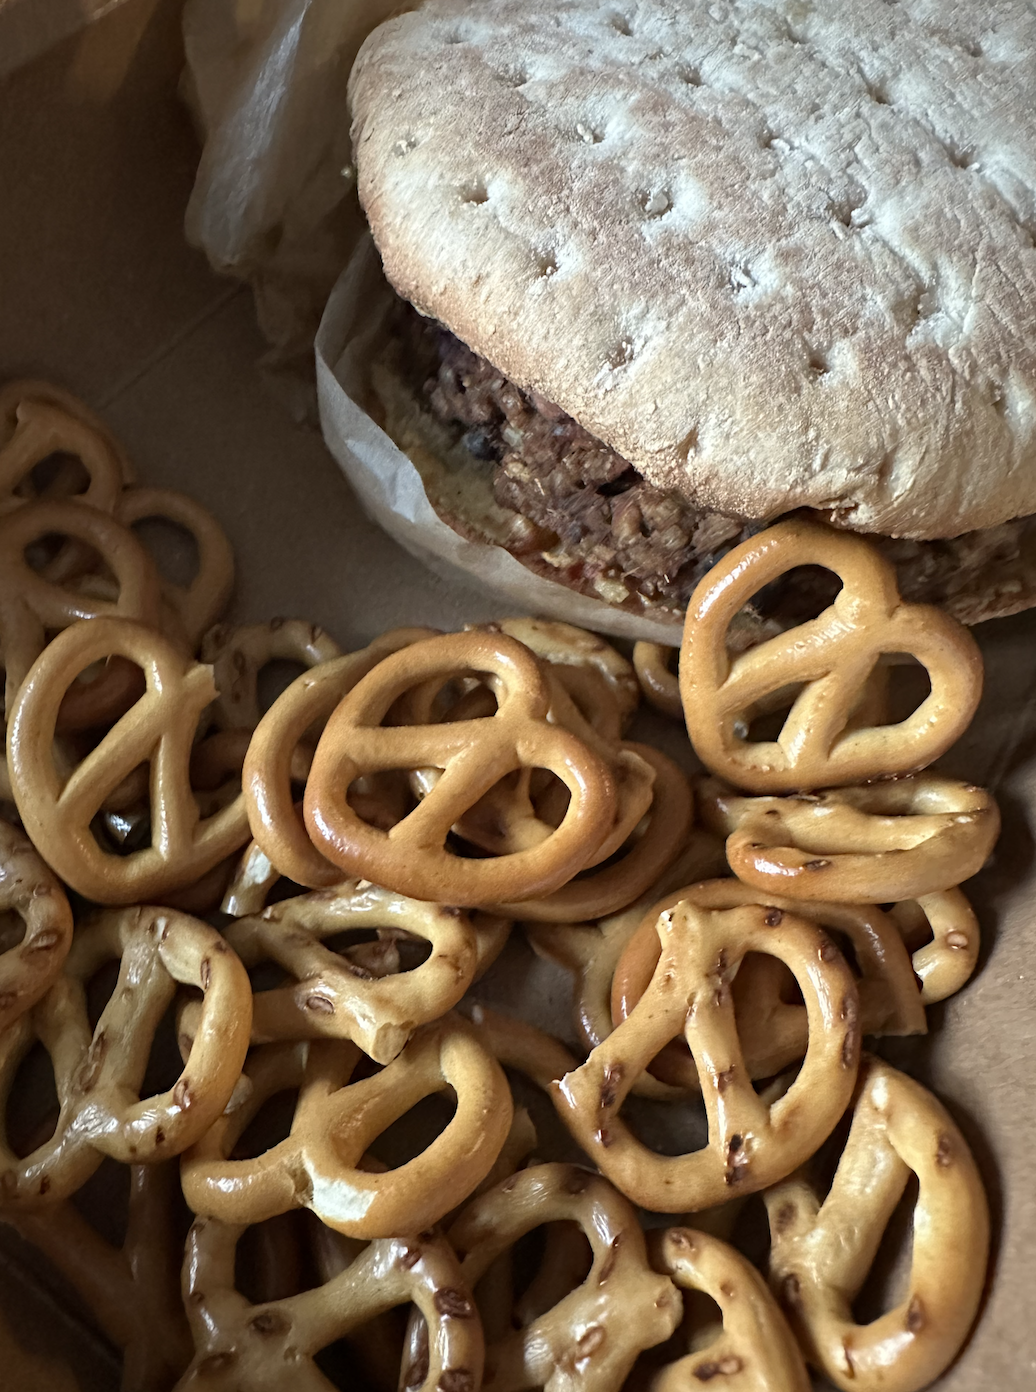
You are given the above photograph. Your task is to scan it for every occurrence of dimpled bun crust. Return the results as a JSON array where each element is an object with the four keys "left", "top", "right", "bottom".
[{"left": 349, "top": 0, "right": 1036, "bottom": 542}]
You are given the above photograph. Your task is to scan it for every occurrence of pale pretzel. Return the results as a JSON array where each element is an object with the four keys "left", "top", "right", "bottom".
[
  {"left": 492, "top": 744, "right": 692, "bottom": 921},
  {"left": 181, "top": 1016, "right": 513, "bottom": 1238},
  {"left": 6, "top": 1161, "right": 192, "bottom": 1391},
  {"left": 175, "top": 1215, "right": 483, "bottom": 1392},
  {"left": 200, "top": 619, "right": 342, "bottom": 731},
  {"left": 243, "top": 627, "right": 438, "bottom": 889},
  {"left": 889, "top": 888, "right": 981, "bottom": 1004},
  {"left": 0, "top": 905, "right": 251, "bottom": 1205},
  {"left": 680, "top": 519, "right": 983, "bottom": 792},
  {"left": 766, "top": 1056, "right": 989, "bottom": 1392},
  {"left": 8, "top": 617, "right": 252, "bottom": 903},
  {"left": 0, "top": 818, "right": 74, "bottom": 1033},
  {"left": 648, "top": 1227, "right": 810, "bottom": 1391},
  {"left": 553, "top": 900, "right": 860, "bottom": 1211},
  {"left": 632, "top": 642, "right": 681, "bottom": 720},
  {"left": 449, "top": 1163, "right": 682, "bottom": 1392},
  {"left": 610, "top": 879, "right": 925, "bottom": 1089},
  {"left": 304, "top": 632, "right": 619, "bottom": 906},
  {"left": 699, "top": 774, "right": 999, "bottom": 902},
  {"left": 222, "top": 880, "right": 505, "bottom": 1062},
  {"left": 116, "top": 487, "right": 235, "bottom": 648}
]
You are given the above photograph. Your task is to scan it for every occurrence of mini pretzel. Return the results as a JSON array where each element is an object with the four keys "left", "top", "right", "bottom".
[
  {"left": 766, "top": 1056, "right": 989, "bottom": 1392},
  {"left": 0, "top": 818, "right": 74, "bottom": 1033},
  {"left": 632, "top": 642, "right": 681, "bottom": 720},
  {"left": 649, "top": 1227, "right": 810, "bottom": 1391},
  {"left": 116, "top": 487, "right": 236, "bottom": 648},
  {"left": 0, "top": 380, "right": 130, "bottom": 517},
  {"left": 889, "top": 888, "right": 980, "bottom": 1004},
  {"left": 492, "top": 744, "right": 693, "bottom": 922},
  {"left": 7, "top": 1161, "right": 192, "bottom": 1391},
  {"left": 222, "top": 880, "right": 500, "bottom": 1062},
  {"left": 176, "top": 1216, "right": 483, "bottom": 1392},
  {"left": 304, "top": 631, "right": 619, "bottom": 906},
  {"left": 700, "top": 775, "right": 999, "bottom": 902},
  {"left": 610, "top": 879, "right": 925, "bottom": 1089},
  {"left": 8, "top": 617, "right": 252, "bottom": 903},
  {"left": 0, "top": 905, "right": 251, "bottom": 1205},
  {"left": 182, "top": 1017, "right": 513, "bottom": 1238},
  {"left": 243, "top": 627, "right": 438, "bottom": 888},
  {"left": 553, "top": 901, "right": 860, "bottom": 1211},
  {"left": 200, "top": 619, "right": 342, "bottom": 731},
  {"left": 448, "top": 1163, "right": 682, "bottom": 1392},
  {"left": 680, "top": 519, "right": 983, "bottom": 792}
]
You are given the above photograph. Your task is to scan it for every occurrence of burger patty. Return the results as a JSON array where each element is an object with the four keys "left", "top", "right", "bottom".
[{"left": 397, "top": 303, "right": 1036, "bottom": 624}]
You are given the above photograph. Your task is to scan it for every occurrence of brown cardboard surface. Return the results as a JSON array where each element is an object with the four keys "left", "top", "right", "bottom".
[{"left": 1, "top": 1, "right": 1035, "bottom": 1387}]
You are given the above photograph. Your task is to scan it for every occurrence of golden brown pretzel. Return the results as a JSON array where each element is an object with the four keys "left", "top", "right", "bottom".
[
  {"left": 699, "top": 774, "right": 999, "bottom": 902},
  {"left": 889, "top": 888, "right": 981, "bottom": 1004},
  {"left": 553, "top": 900, "right": 860, "bottom": 1211},
  {"left": 175, "top": 1216, "right": 483, "bottom": 1392},
  {"left": 480, "top": 618, "right": 640, "bottom": 727},
  {"left": 632, "top": 642, "right": 682, "bottom": 720},
  {"left": 303, "top": 631, "right": 619, "bottom": 906},
  {"left": 766, "top": 1056, "right": 989, "bottom": 1392},
  {"left": 0, "top": 380, "right": 130, "bottom": 517},
  {"left": 679, "top": 519, "right": 983, "bottom": 792},
  {"left": 222, "top": 880, "right": 504, "bottom": 1062},
  {"left": 448, "top": 1163, "right": 682, "bottom": 1392},
  {"left": 8, "top": 617, "right": 251, "bottom": 903},
  {"left": 116, "top": 487, "right": 236, "bottom": 648},
  {"left": 648, "top": 1227, "right": 810, "bottom": 1391},
  {"left": 0, "top": 905, "right": 251, "bottom": 1205},
  {"left": 5, "top": 1161, "right": 192, "bottom": 1392},
  {"left": 0, "top": 818, "right": 73, "bottom": 1033},
  {"left": 181, "top": 1017, "right": 513, "bottom": 1238},
  {"left": 200, "top": 618, "right": 342, "bottom": 731},
  {"left": 242, "top": 627, "right": 438, "bottom": 889}
]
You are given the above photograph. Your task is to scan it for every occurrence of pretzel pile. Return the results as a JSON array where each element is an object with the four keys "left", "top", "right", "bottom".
[{"left": 0, "top": 388, "right": 998, "bottom": 1392}]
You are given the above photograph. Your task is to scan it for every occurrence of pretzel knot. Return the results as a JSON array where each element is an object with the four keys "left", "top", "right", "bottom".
[
  {"left": 649, "top": 1227, "right": 810, "bottom": 1391},
  {"left": 176, "top": 1217, "right": 483, "bottom": 1392},
  {"left": 0, "top": 818, "right": 74, "bottom": 1033},
  {"left": 679, "top": 519, "right": 983, "bottom": 793},
  {"left": 181, "top": 1016, "right": 513, "bottom": 1238},
  {"left": 0, "top": 381, "right": 130, "bottom": 516},
  {"left": 8, "top": 617, "right": 252, "bottom": 903},
  {"left": 303, "top": 632, "right": 618, "bottom": 906},
  {"left": 632, "top": 641, "right": 682, "bottom": 720},
  {"left": 223, "top": 880, "right": 497, "bottom": 1062},
  {"left": 200, "top": 619, "right": 342, "bottom": 732},
  {"left": 0, "top": 905, "right": 251, "bottom": 1206},
  {"left": 766, "top": 1056, "right": 989, "bottom": 1392},
  {"left": 889, "top": 888, "right": 980, "bottom": 1004},
  {"left": 553, "top": 901, "right": 860, "bottom": 1211},
  {"left": 448, "top": 1163, "right": 682, "bottom": 1392},
  {"left": 700, "top": 775, "right": 999, "bottom": 902}
]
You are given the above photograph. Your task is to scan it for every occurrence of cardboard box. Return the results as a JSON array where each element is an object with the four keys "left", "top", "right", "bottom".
[{"left": 1, "top": 2, "right": 1034, "bottom": 1387}]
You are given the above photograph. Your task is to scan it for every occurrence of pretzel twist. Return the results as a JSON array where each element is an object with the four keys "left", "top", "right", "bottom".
[
  {"left": 679, "top": 519, "right": 983, "bottom": 792},
  {"left": 632, "top": 642, "right": 682, "bottom": 720},
  {"left": 175, "top": 1216, "right": 483, "bottom": 1392},
  {"left": 200, "top": 619, "right": 342, "bottom": 731},
  {"left": 0, "top": 818, "right": 74, "bottom": 1033},
  {"left": 0, "top": 906, "right": 251, "bottom": 1205},
  {"left": 699, "top": 775, "right": 999, "bottom": 902},
  {"left": 8, "top": 617, "right": 252, "bottom": 903},
  {"left": 0, "top": 381, "right": 130, "bottom": 517},
  {"left": 553, "top": 901, "right": 860, "bottom": 1211},
  {"left": 889, "top": 888, "right": 981, "bottom": 1004},
  {"left": 449, "top": 1163, "right": 682, "bottom": 1392},
  {"left": 766, "top": 1056, "right": 989, "bottom": 1392},
  {"left": 303, "top": 632, "right": 619, "bottom": 906},
  {"left": 243, "top": 627, "right": 438, "bottom": 889},
  {"left": 181, "top": 1017, "right": 513, "bottom": 1238}
]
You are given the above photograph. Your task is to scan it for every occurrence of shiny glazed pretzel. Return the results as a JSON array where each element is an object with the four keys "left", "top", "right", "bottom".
[
  {"left": 0, "top": 905, "right": 251, "bottom": 1205},
  {"left": 200, "top": 618, "right": 342, "bottom": 731},
  {"left": 0, "top": 818, "right": 74, "bottom": 1033},
  {"left": 700, "top": 775, "right": 999, "bottom": 902},
  {"left": 448, "top": 1163, "right": 682, "bottom": 1392},
  {"left": 632, "top": 642, "right": 681, "bottom": 720},
  {"left": 242, "top": 627, "right": 438, "bottom": 888},
  {"left": 766, "top": 1056, "right": 989, "bottom": 1392},
  {"left": 223, "top": 880, "right": 499, "bottom": 1062},
  {"left": 303, "top": 631, "right": 619, "bottom": 906},
  {"left": 889, "top": 888, "right": 981, "bottom": 1004},
  {"left": 679, "top": 519, "right": 983, "bottom": 792},
  {"left": 181, "top": 1017, "right": 513, "bottom": 1238},
  {"left": 175, "top": 1217, "right": 483, "bottom": 1392},
  {"left": 8, "top": 617, "right": 252, "bottom": 903},
  {"left": 553, "top": 900, "right": 860, "bottom": 1211},
  {"left": 649, "top": 1227, "right": 810, "bottom": 1391}
]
